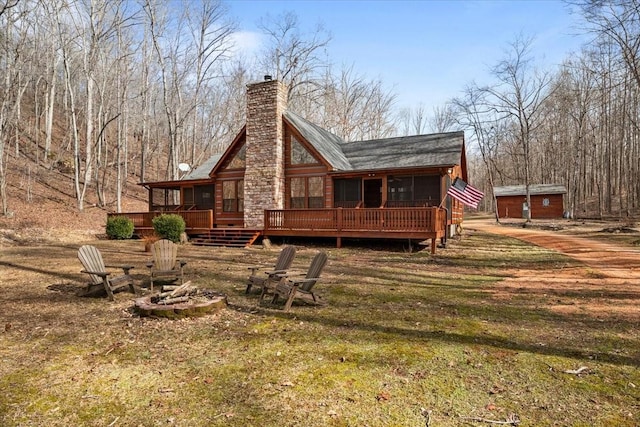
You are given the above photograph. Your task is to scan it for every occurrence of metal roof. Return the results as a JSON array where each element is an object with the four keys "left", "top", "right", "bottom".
[{"left": 493, "top": 184, "right": 567, "bottom": 197}]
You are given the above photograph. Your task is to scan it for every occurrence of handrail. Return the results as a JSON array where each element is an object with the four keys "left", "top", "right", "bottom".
[
  {"left": 264, "top": 207, "right": 447, "bottom": 234},
  {"left": 108, "top": 210, "right": 213, "bottom": 230}
]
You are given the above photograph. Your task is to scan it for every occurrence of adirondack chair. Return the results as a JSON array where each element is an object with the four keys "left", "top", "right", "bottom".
[
  {"left": 245, "top": 245, "right": 296, "bottom": 294},
  {"left": 147, "top": 239, "right": 186, "bottom": 292},
  {"left": 77, "top": 245, "right": 136, "bottom": 301},
  {"left": 265, "top": 251, "right": 328, "bottom": 312}
]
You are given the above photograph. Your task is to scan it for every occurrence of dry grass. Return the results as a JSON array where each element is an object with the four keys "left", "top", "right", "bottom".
[{"left": 1, "top": 231, "right": 639, "bottom": 426}]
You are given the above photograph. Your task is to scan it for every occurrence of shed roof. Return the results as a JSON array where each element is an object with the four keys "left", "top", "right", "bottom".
[{"left": 493, "top": 184, "right": 567, "bottom": 197}]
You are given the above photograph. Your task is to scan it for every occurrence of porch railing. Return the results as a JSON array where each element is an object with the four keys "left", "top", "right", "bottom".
[
  {"left": 108, "top": 210, "right": 214, "bottom": 230},
  {"left": 264, "top": 207, "right": 447, "bottom": 234}
]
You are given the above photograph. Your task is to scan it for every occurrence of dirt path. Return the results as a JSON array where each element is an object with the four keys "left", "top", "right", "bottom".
[
  {"left": 466, "top": 218, "right": 640, "bottom": 279},
  {"left": 464, "top": 218, "right": 640, "bottom": 320}
]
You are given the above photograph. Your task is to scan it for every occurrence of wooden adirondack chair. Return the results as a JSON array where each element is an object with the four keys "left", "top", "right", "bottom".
[
  {"left": 266, "top": 251, "right": 328, "bottom": 312},
  {"left": 147, "top": 239, "right": 186, "bottom": 292},
  {"left": 245, "top": 245, "right": 296, "bottom": 294},
  {"left": 77, "top": 245, "right": 136, "bottom": 301}
]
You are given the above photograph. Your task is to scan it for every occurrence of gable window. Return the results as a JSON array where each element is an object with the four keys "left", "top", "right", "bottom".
[
  {"left": 290, "top": 176, "right": 324, "bottom": 208},
  {"left": 222, "top": 180, "right": 244, "bottom": 212},
  {"left": 291, "top": 136, "right": 318, "bottom": 165},
  {"left": 228, "top": 144, "right": 246, "bottom": 169}
]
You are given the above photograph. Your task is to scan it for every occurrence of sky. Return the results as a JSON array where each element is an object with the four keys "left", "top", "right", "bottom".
[{"left": 225, "top": 0, "right": 591, "bottom": 114}]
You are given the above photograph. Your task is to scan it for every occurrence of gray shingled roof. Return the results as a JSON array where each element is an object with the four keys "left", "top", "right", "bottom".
[
  {"left": 285, "top": 111, "right": 464, "bottom": 172},
  {"left": 283, "top": 111, "right": 351, "bottom": 170},
  {"left": 494, "top": 184, "right": 567, "bottom": 197},
  {"left": 187, "top": 113, "right": 465, "bottom": 176},
  {"left": 182, "top": 153, "right": 222, "bottom": 180},
  {"left": 340, "top": 132, "right": 464, "bottom": 171}
]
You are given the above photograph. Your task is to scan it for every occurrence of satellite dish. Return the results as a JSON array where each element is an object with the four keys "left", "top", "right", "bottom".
[{"left": 178, "top": 163, "right": 191, "bottom": 172}]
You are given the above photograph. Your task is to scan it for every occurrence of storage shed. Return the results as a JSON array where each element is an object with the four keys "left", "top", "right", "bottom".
[{"left": 494, "top": 184, "right": 567, "bottom": 219}]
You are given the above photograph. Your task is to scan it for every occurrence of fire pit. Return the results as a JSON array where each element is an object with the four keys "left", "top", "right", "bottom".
[{"left": 134, "top": 281, "right": 227, "bottom": 319}]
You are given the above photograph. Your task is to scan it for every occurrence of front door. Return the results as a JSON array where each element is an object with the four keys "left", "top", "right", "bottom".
[{"left": 363, "top": 179, "right": 382, "bottom": 208}]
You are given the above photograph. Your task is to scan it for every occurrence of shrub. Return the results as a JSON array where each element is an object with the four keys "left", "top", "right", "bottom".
[
  {"left": 105, "top": 216, "right": 134, "bottom": 240},
  {"left": 152, "top": 214, "right": 186, "bottom": 243}
]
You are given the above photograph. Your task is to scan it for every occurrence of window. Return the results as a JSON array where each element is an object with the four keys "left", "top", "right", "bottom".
[
  {"left": 413, "top": 175, "right": 440, "bottom": 205},
  {"left": 151, "top": 188, "right": 180, "bottom": 211},
  {"left": 309, "top": 176, "right": 324, "bottom": 208},
  {"left": 222, "top": 180, "right": 244, "bottom": 212},
  {"left": 290, "top": 177, "right": 305, "bottom": 208},
  {"left": 388, "top": 176, "right": 413, "bottom": 202},
  {"left": 182, "top": 187, "right": 194, "bottom": 206},
  {"left": 334, "top": 178, "right": 361, "bottom": 207},
  {"left": 228, "top": 144, "right": 246, "bottom": 169},
  {"left": 290, "top": 176, "right": 324, "bottom": 208},
  {"left": 387, "top": 175, "right": 440, "bottom": 206},
  {"left": 291, "top": 136, "right": 317, "bottom": 164}
]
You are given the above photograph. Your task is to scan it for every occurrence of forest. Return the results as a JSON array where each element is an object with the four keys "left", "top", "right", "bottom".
[{"left": 0, "top": 0, "right": 638, "bottom": 220}]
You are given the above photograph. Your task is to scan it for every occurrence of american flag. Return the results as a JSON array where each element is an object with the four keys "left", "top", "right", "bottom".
[{"left": 447, "top": 178, "right": 484, "bottom": 209}]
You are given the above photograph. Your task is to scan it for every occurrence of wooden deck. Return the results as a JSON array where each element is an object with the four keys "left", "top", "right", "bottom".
[
  {"left": 108, "top": 206, "right": 448, "bottom": 253},
  {"left": 263, "top": 207, "right": 447, "bottom": 253},
  {"left": 108, "top": 210, "right": 214, "bottom": 234}
]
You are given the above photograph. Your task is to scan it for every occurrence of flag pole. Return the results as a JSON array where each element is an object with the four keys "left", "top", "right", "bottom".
[
  {"left": 438, "top": 192, "right": 448, "bottom": 208},
  {"left": 439, "top": 176, "right": 456, "bottom": 208}
]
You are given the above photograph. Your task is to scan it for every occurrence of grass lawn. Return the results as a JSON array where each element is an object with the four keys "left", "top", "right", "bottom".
[{"left": 0, "top": 230, "right": 638, "bottom": 426}]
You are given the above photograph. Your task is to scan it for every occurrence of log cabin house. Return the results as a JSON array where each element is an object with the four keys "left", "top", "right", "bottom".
[{"left": 110, "top": 78, "right": 471, "bottom": 253}]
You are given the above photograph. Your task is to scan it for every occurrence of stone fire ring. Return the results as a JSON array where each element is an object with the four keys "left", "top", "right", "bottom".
[{"left": 134, "top": 291, "right": 227, "bottom": 319}]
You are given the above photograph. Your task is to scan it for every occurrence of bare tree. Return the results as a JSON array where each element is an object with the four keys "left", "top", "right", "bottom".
[
  {"left": 428, "top": 103, "right": 459, "bottom": 133},
  {"left": 0, "top": 0, "right": 31, "bottom": 215},
  {"left": 452, "top": 85, "right": 500, "bottom": 218},
  {"left": 576, "top": 0, "right": 640, "bottom": 87},
  {"left": 320, "top": 65, "right": 396, "bottom": 140},
  {"left": 185, "top": 0, "right": 235, "bottom": 166},
  {"left": 482, "top": 36, "right": 554, "bottom": 222},
  {"left": 257, "top": 11, "right": 331, "bottom": 103}
]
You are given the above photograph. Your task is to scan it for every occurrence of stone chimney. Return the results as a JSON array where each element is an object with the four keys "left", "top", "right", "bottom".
[{"left": 243, "top": 78, "right": 288, "bottom": 228}]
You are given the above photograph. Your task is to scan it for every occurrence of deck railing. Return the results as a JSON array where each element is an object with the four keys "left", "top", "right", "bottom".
[
  {"left": 108, "top": 210, "right": 214, "bottom": 230},
  {"left": 264, "top": 207, "right": 447, "bottom": 234}
]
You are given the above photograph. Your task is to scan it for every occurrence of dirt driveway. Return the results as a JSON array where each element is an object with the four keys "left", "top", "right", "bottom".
[
  {"left": 465, "top": 218, "right": 640, "bottom": 319},
  {"left": 466, "top": 218, "right": 640, "bottom": 279}
]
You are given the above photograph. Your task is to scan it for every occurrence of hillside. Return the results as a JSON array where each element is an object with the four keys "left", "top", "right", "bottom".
[{"left": 0, "top": 152, "right": 148, "bottom": 246}]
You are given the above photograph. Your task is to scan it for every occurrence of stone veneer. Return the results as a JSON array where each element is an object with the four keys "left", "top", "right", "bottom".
[{"left": 243, "top": 79, "right": 288, "bottom": 228}]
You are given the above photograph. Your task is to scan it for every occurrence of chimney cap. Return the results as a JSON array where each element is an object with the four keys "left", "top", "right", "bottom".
[{"left": 264, "top": 74, "right": 272, "bottom": 81}]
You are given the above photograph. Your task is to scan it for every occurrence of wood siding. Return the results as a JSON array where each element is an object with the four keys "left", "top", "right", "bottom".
[{"left": 497, "top": 194, "right": 565, "bottom": 219}]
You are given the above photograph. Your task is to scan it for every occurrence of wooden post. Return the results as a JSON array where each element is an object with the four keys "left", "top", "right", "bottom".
[{"left": 336, "top": 237, "right": 342, "bottom": 248}]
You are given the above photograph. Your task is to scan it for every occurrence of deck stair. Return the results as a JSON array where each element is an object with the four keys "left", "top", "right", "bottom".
[{"left": 190, "top": 229, "right": 261, "bottom": 248}]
